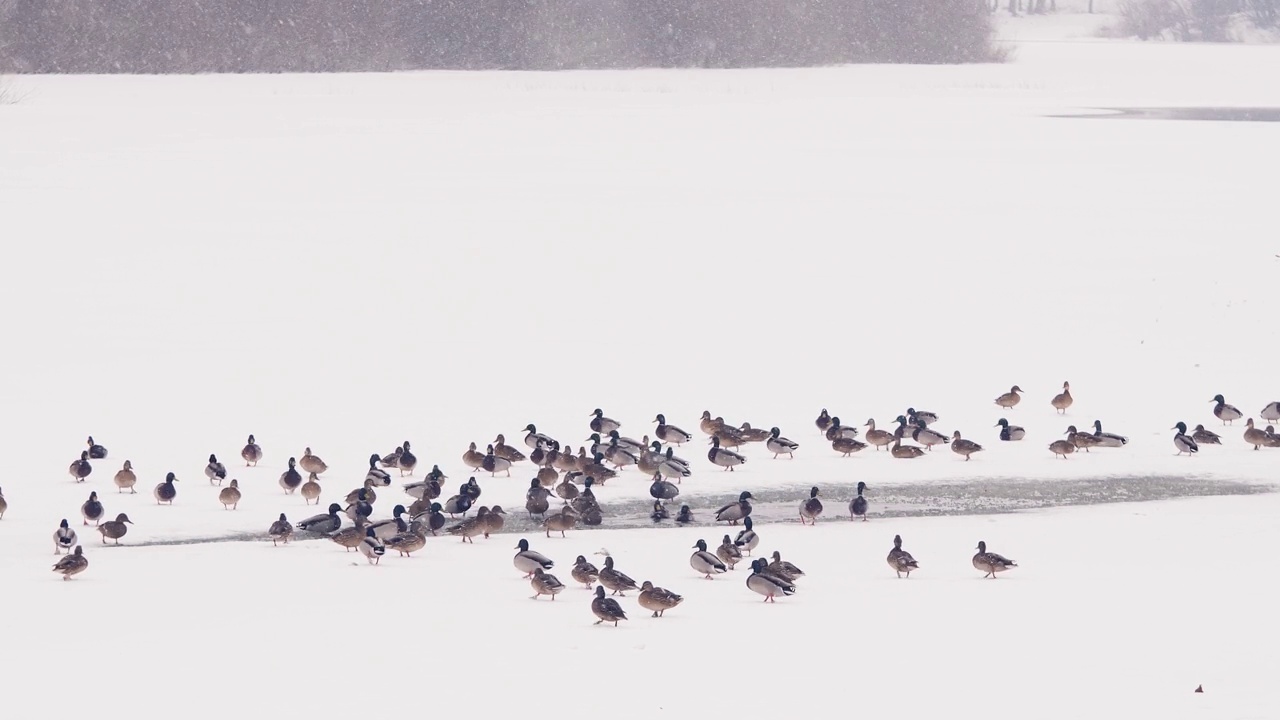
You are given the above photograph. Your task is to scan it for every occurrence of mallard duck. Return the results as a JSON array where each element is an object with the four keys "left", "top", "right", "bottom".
[
  {"left": 676, "top": 505, "right": 694, "bottom": 524},
  {"left": 1264, "top": 426, "right": 1280, "bottom": 448},
  {"left": 1261, "top": 402, "right": 1280, "bottom": 424},
  {"left": 462, "top": 442, "right": 485, "bottom": 471},
  {"left": 581, "top": 453, "right": 617, "bottom": 484},
  {"left": 589, "top": 408, "right": 621, "bottom": 435},
  {"left": 299, "top": 447, "right": 327, "bottom": 475},
  {"left": 81, "top": 491, "right": 104, "bottom": 526},
  {"left": 906, "top": 408, "right": 939, "bottom": 427},
  {"left": 358, "top": 527, "right": 385, "bottom": 565},
  {"left": 950, "top": 431, "right": 984, "bottom": 460},
  {"left": 529, "top": 567, "right": 565, "bottom": 600},
  {"left": 409, "top": 503, "right": 447, "bottom": 536},
  {"left": 523, "top": 424, "right": 557, "bottom": 451},
  {"left": 584, "top": 432, "right": 611, "bottom": 457},
  {"left": 861, "top": 419, "right": 894, "bottom": 450},
  {"left": 380, "top": 446, "right": 403, "bottom": 468},
  {"left": 700, "top": 410, "right": 723, "bottom": 436},
  {"left": 765, "top": 427, "right": 799, "bottom": 459},
  {"left": 849, "top": 481, "right": 869, "bottom": 521},
  {"left": 396, "top": 441, "right": 418, "bottom": 476},
  {"left": 1243, "top": 418, "right": 1269, "bottom": 450},
  {"left": 204, "top": 454, "right": 227, "bottom": 485},
  {"left": 53, "top": 546, "right": 89, "bottom": 580},
  {"left": 463, "top": 477, "right": 482, "bottom": 502},
  {"left": 113, "top": 460, "right": 137, "bottom": 493},
  {"left": 714, "top": 491, "right": 754, "bottom": 525},
  {"left": 0, "top": 486, "right": 7, "bottom": 519},
  {"left": 218, "top": 479, "right": 241, "bottom": 510},
  {"left": 301, "top": 472, "right": 322, "bottom": 505},
  {"left": 369, "top": 505, "right": 410, "bottom": 540},
  {"left": 297, "top": 503, "right": 344, "bottom": 534},
  {"left": 638, "top": 581, "right": 683, "bottom": 617},
  {"left": 553, "top": 445, "right": 578, "bottom": 473},
  {"left": 342, "top": 479, "right": 379, "bottom": 506},
  {"left": 658, "top": 446, "right": 692, "bottom": 482},
  {"left": 649, "top": 473, "right": 679, "bottom": 501},
  {"left": 1051, "top": 383, "right": 1073, "bottom": 415},
  {"left": 98, "top": 513, "right": 132, "bottom": 544},
  {"left": 1191, "top": 424, "right": 1222, "bottom": 445},
  {"left": 591, "top": 585, "right": 628, "bottom": 626},
  {"left": 815, "top": 408, "right": 832, "bottom": 434},
  {"left": 747, "top": 559, "right": 796, "bottom": 603},
  {"left": 54, "top": 519, "right": 77, "bottom": 554},
  {"left": 403, "top": 475, "right": 443, "bottom": 501},
  {"left": 279, "top": 458, "right": 302, "bottom": 494},
  {"left": 995, "top": 418, "right": 1026, "bottom": 442},
  {"left": 824, "top": 417, "right": 859, "bottom": 441},
  {"left": 540, "top": 442, "right": 565, "bottom": 470},
  {"left": 649, "top": 499, "right": 669, "bottom": 522},
  {"left": 268, "top": 513, "right": 293, "bottom": 546},
  {"left": 385, "top": 525, "right": 427, "bottom": 556},
  {"left": 606, "top": 430, "right": 645, "bottom": 454},
  {"left": 994, "top": 385, "right": 1023, "bottom": 409},
  {"left": 492, "top": 435, "right": 526, "bottom": 464},
  {"left": 86, "top": 436, "right": 108, "bottom": 460},
  {"left": 737, "top": 423, "right": 771, "bottom": 443},
  {"left": 241, "top": 434, "right": 263, "bottom": 466},
  {"left": 330, "top": 518, "right": 368, "bottom": 552},
  {"left": 513, "top": 538, "right": 555, "bottom": 577},
  {"left": 712, "top": 421, "right": 747, "bottom": 448},
  {"left": 481, "top": 446, "right": 512, "bottom": 477},
  {"left": 767, "top": 550, "right": 805, "bottom": 582},
  {"left": 343, "top": 490, "right": 374, "bottom": 523},
  {"left": 637, "top": 444, "right": 664, "bottom": 475},
  {"left": 973, "top": 540, "right": 1017, "bottom": 578},
  {"left": 1091, "top": 420, "right": 1129, "bottom": 447},
  {"left": 530, "top": 443, "right": 549, "bottom": 467},
  {"left": 1212, "top": 394, "right": 1244, "bottom": 425},
  {"left": 911, "top": 423, "right": 949, "bottom": 451},
  {"left": 599, "top": 555, "right": 639, "bottom": 596},
  {"left": 446, "top": 506, "right": 489, "bottom": 543},
  {"left": 154, "top": 472, "right": 178, "bottom": 505},
  {"left": 653, "top": 414, "right": 692, "bottom": 445},
  {"left": 526, "top": 479, "right": 552, "bottom": 518},
  {"left": 569, "top": 481, "right": 596, "bottom": 515},
  {"left": 716, "top": 534, "right": 744, "bottom": 569},
  {"left": 544, "top": 505, "right": 577, "bottom": 538},
  {"left": 366, "top": 454, "right": 392, "bottom": 487},
  {"left": 887, "top": 534, "right": 919, "bottom": 578},
  {"left": 832, "top": 436, "right": 868, "bottom": 456},
  {"left": 69, "top": 451, "right": 92, "bottom": 482},
  {"left": 581, "top": 504, "right": 603, "bottom": 527},
  {"left": 441, "top": 484, "right": 473, "bottom": 518},
  {"left": 1049, "top": 439, "right": 1076, "bottom": 459},
  {"left": 799, "top": 486, "right": 823, "bottom": 525},
  {"left": 555, "top": 474, "right": 580, "bottom": 500},
  {"left": 572, "top": 555, "right": 600, "bottom": 588},
  {"left": 890, "top": 429, "right": 925, "bottom": 459},
  {"left": 484, "top": 506, "right": 507, "bottom": 537},
  {"left": 708, "top": 437, "right": 747, "bottom": 471},
  {"left": 732, "top": 516, "right": 760, "bottom": 555},
  {"left": 603, "top": 439, "right": 639, "bottom": 470}
]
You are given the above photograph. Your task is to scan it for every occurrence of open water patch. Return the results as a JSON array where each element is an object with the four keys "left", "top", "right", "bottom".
[{"left": 1049, "top": 107, "right": 1280, "bottom": 122}]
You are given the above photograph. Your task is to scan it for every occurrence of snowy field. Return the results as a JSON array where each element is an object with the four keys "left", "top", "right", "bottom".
[{"left": 2, "top": 12, "right": 1279, "bottom": 719}]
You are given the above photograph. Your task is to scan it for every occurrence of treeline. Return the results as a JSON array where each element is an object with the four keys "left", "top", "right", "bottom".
[{"left": 0, "top": 0, "right": 999, "bottom": 73}]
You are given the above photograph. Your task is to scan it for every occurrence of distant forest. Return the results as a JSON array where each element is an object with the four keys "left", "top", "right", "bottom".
[{"left": 0, "top": 0, "right": 999, "bottom": 73}]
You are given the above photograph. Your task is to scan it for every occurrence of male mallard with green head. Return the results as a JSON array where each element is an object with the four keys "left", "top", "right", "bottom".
[
  {"left": 747, "top": 559, "right": 796, "bottom": 603},
  {"left": 81, "top": 491, "right": 104, "bottom": 526},
  {"left": 279, "top": 458, "right": 302, "bottom": 494},
  {"left": 690, "top": 539, "right": 727, "bottom": 579},
  {"left": 849, "top": 481, "right": 869, "bottom": 521},
  {"left": 154, "top": 472, "right": 179, "bottom": 505},
  {"left": 995, "top": 418, "right": 1025, "bottom": 442},
  {"left": 513, "top": 538, "right": 555, "bottom": 577},
  {"left": 54, "top": 519, "right": 77, "bottom": 554},
  {"left": 69, "top": 451, "right": 92, "bottom": 482},
  {"left": 1211, "top": 394, "right": 1243, "bottom": 425},
  {"left": 205, "top": 454, "right": 227, "bottom": 485},
  {"left": 799, "top": 486, "right": 823, "bottom": 525}
]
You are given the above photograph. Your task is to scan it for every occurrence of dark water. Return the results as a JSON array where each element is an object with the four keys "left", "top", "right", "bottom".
[
  {"left": 124, "top": 476, "right": 1272, "bottom": 547},
  {"left": 1049, "top": 107, "right": 1280, "bottom": 122}
]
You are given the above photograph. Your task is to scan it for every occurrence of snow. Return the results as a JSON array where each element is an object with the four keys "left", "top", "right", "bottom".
[{"left": 2, "top": 13, "right": 1279, "bottom": 720}]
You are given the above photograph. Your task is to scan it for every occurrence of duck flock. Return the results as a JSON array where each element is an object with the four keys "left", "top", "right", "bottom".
[{"left": 16, "top": 385, "right": 1280, "bottom": 624}]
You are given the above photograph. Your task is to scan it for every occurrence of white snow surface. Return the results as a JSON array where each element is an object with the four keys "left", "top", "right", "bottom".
[{"left": 2, "top": 18, "right": 1278, "bottom": 720}]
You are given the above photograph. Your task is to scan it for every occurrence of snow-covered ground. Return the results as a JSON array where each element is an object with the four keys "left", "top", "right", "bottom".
[{"left": 2, "top": 14, "right": 1278, "bottom": 719}]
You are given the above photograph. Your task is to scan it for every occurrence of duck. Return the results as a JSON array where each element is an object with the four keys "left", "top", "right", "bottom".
[
  {"left": 492, "top": 435, "right": 526, "bottom": 464},
  {"left": 973, "top": 540, "right": 1017, "bottom": 578},
  {"left": 799, "top": 486, "right": 823, "bottom": 525},
  {"left": 1066, "top": 426, "right": 1104, "bottom": 452},
  {"left": 864, "top": 419, "right": 895, "bottom": 450},
  {"left": 81, "top": 491, "right": 104, "bottom": 526},
  {"left": 526, "top": 478, "right": 552, "bottom": 518},
  {"left": 330, "top": 518, "right": 368, "bottom": 551},
  {"left": 379, "top": 446, "right": 403, "bottom": 469},
  {"left": 484, "top": 505, "right": 507, "bottom": 537},
  {"left": 98, "top": 513, "right": 132, "bottom": 544},
  {"left": 580, "top": 453, "right": 617, "bottom": 484},
  {"left": 911, "top": 423, "right": 949, "bottom": 451},
  {"left": 446, "top": 506, "right": 490, "bottom": 543},
  {"left": 733, "top": 516, "right": 760, "bottom": 555},
  {"left": 637, "top": 581, "right": 683, "bottom": 617},
  {"left": 650, "top": 499, "right": 670, "bottom": 522},
  {"left": 404, "top": 467, "right": 446, "bottom": 500},
  {"left": 1191, "top": 424, "right": 1222, "bottom": 445},
  {"left": 523, "top": 424, "right": 557, "bottom": 450},
  {"left": 589, "top": 408, "right": 621, "bottom": 435},
  {"left": 606, "top": 429, "right": 646, "bottom": 454},
  {"left": 765, "top": 427, "right": 799, "bottom": 459},
  {"left": 513, "top": 538, "right": 555, "bottom": 577},
  {"left": 815, "top": 408, "right": 832, "bottom": 434},
  {"left": 279, "top": 458, "right": 302, "bottom": 494},
  {"left": 1261, "top": 402, "right": 1280, "bottom": 424},
  {"left": 824, "top": 417, "right": 859, "bottom": 441},
  {"left": 369, "top": 505, "right": 409, "bottom": 540},
  {"left": 1243, "top": 418, "right": 1270, "bottom": 450},
  {"left": 832, "top": 436, "right": 868, "bottom": 456},
  {"left": 1264, "top": 426, "right": 1280, "bottom": 449},
  {"left": 481, "top": 446, "right": 512, "bottom": 477},
  {"left": 598, "top": 555, "right": 639, "bottom": 596},
  {"left": 54, "top": 519, "right": 78, "bottom": 554},
  {"left": 708, "top": 437, "right": 747, "bottom": 471},
  {"left": 69, "top": 451, "right": 92, "bottom": 482},
  {"left": 849, "top": 481, "right": 869, "bottom": 521},
  {"left": 86, "top": 436, "right": 108, "bottom": 460},
  {"left": 397, "top": 441, "right": 419, "bottom": 476},
  {"left": 555, "top": 473, "right": 580, "bottom": 500},
  {"left": 737, "top": 423, "right": 772, "bottom": 443},
  {"left": 530, "top": 443, "right": 550, "bottom": 467},
  {"left": 204, "top": 454, "right": 227, "bottom": 485},
  {"left": 552, "top": 446, "right": 578, "bottom": 473},
  {"left": 603, "top": 438, "right": 640, "bottom": 470},
  {"left": 767, "top": 550, "right": 805, "bottom": 582},
  {"left": 1050, "top": 382, "right": 1073, "bottom": 415},
  {"left": 637, "top": 443, "right": 664, "bottom": 475},
  {"left": 539, "top": 466, "right": 560, "bottom": 490},
  {"left": 658, "top": 446, "right": 692, "bottom": 482},
  {"left": 890, "top": 428, "right": 926, "bottom": 459},
  {"left": 747, "top": 559, "right": 796, "bottom": 603},
  {"left": 268, "top": 513, "right": 293, "bottom": 546},
  {"left": 700, "top": 410, "right": 724, "bottom": 436},
  {"left": 1091, "top": 420, "right": 1129, "bottom": 447},
  {"left": 714, "top": 491, "right": 754, "bottom": 525},
  {"left": 113, "top": 460, "right": 137, "bottom": 493},
  {"left": 462, "top": 442, "right": 485, "bottom": 471},
  {"left": 571, "top": 555, "right": 600, "bottom": 588},
  {"left": 649, "top": 473, "right": 680, "bottom": 501},
  {"left": 529, "top": 567, "right": 566, "bottom": 600},
  {"left": 217, "top": 479, "right": 242, "bottom": 510},
  {"left": 385, "top": 525, "right": 427, "bottom": 557},
  {"left": 1212, "top": 394, "right": 1244, "bottom": 425},
  {"left": 301, "top": 473, "right": 322, "bottom": 505},
  {"left": 591, "top": 585, "right": 628, "bottom": 626},
  {"left": 53, "top": 546, "right": 89, "bottom": 580},
  {"left": 906, "top": 408, "right": 939, "bottom": 427},
  {"left": 887, "top": 535, "right": 919, "bottom": 578},
  {"left": 544, "top": 506, "right": 577, "bottom": 538},
  {"left": 995, "top": 418, "right": 1026, "bottom": 441},
  {"left": 0, "top": 486, "right": 5, "bottom": 519},
  {"left": 1169, "top": 422, "right": 1199, "bottom": 455},
  {"left": 570, "top": 479, "right": 598, "bottom": 515},
  {"left": 409, "top": 503, "right": 447, "bottom": 537},
  {"left": 676, "top": 505, "right": 694, "bottom": 524},
  {"left": 358, "top": 527, "right": 385, "bottom": 565},
  {"left": 712, "top": 421, "right": 747, "bottom": 448},
  {"left": 716, "top": 534, "right": 744, "bottom": 569},
  {"left": 1049, "top": 439, "right": 1076, "bottom": 459},
  {"left": 994, "top": 385, "right": 1023, "bottom": 409},
  {"left": 297, "top": 503, "right": 344, "bottom": 534},
  {"left": 539, "top": 442, "right": 564, "bottom": 470},
  {"left": 462, "top": 477, "right": 483, "bottom": 502},
  {"left": 343, "top": 490, "right": 374, "bottom": 523},
  {"left": 241, "top": 434, "right": 263, "bottom": 466},
  {"left": 653, "top": 414, "right": 692, "bottom": 445},
  {"left": 299, "top": 447, "right": 328, "bottom": 475},
  {"left": 154, "top": 472, "right": 179, "bottom": 505},
  {"left": 950, "top": 431, "right": 984, "bottom": 460},
  {"left": 581, "top": 504, "right": 603, "bottom": 527},
  {"left": 365, "top": 454, "right": 392, "bottom": 487}
]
